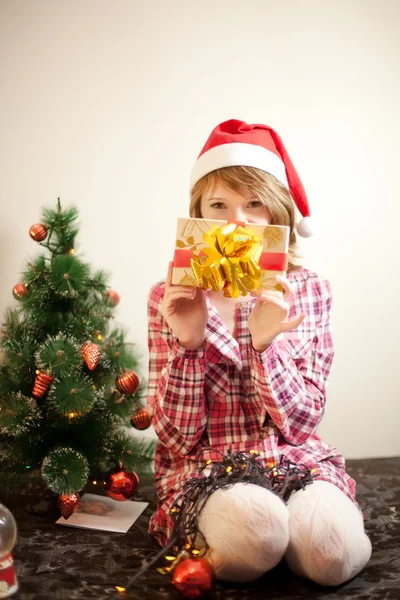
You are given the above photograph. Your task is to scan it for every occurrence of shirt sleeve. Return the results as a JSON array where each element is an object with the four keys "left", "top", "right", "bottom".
[
  {"left": 146, "top": 283, "right": 208, "bottom": 457},
  {"left": 247, "top": 276, "right": 334, "bottom": 446}
]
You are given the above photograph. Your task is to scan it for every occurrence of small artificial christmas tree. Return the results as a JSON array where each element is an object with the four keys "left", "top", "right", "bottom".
[{"left": 0, "top": 200, "right": 155, "bottom": 517}]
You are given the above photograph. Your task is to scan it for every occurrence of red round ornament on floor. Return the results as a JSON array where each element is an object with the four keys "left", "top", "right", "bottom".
[
  {"left": 172, "top": 557, "right": 214, "bottom": 599},
  {"left": 104, "top": 467, "right": 139, "bottom": 501}
]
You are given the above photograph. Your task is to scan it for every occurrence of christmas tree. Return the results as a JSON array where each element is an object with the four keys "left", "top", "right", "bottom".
[{"left": 0, "top": 200, "right": 155, "bottom": 518}]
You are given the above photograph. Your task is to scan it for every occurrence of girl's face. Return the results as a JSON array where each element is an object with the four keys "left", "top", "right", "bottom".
[{"left": 200, "top": 182, "right": 271, "bottom": 224}]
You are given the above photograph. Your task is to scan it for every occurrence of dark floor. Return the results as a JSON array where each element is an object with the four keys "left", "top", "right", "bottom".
[{"left": 2, "top": 457, "right": 400, "bottom": 600}]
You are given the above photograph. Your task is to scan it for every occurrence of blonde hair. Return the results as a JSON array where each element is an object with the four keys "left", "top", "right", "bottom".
[{"left": 189, "top": 166, "right": 301, "bottom": 271}]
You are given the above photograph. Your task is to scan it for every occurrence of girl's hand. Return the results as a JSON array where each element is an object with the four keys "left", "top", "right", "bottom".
[
  {"left": 248, "top": 275, "right": 305, "bottom": 352},
  {"left": 161, "top": 261, "right": 208, "bottom": 350}
]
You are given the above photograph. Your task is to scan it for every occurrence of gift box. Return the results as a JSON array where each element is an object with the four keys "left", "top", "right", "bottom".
[{"left": 172, "top": 217, "right": 289, "bottom": 298}]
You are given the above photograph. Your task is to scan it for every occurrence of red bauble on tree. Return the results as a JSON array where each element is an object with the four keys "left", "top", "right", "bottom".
[
  {"left": 32, "top": 370, "right": 54, "bottom": 398},
  {"left": 58, "top": 493, "right": 80, "bottom": 519},
  {"left": 107, "top": 289, "right": 120, "bottom": 306},
  {"left": 104, "top": 466, "right": 139, "bottom": 501},
  {"left": 115, "top": 371, "right": 140, "bottom": 395},
  {"left": 81, "top": 342, "right": 101, "bottom": 371},
  {"left": 29, "top": 223, "right": 48, "bottom": 242},
  {"left": 12, "top": 283, "right": 27, "bottom": 300},
  {"left": 172, "top": 557, "right": 214, "bottom": 599},
  {"left": 130, "top": 408, "right": 152, "bottom": 430}
]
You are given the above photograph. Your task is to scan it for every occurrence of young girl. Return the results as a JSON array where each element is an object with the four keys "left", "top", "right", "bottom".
[{"left": 146, "top": 120, "right": 372, "bottom": 586}]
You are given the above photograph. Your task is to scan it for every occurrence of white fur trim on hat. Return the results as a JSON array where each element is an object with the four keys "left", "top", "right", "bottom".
[{"left": 190, "top": 142, "right": 289, "bottom": 190}]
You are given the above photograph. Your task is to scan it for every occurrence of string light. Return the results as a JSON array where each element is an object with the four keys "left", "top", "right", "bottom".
[
  {"left": 122, "top": 449, "right": 315, "bottom": 592},
  {"left": 115, "top": 586, "right": 126, "bottom": 593},
  {"left": 97, "top": 334, "right": 102, "bottom": 341},
  {"left": 92, "top": 480, "right": 97, "bottom": 485},
  {"left": 68, "top": 412, "right": 76, "bottom": 418}
]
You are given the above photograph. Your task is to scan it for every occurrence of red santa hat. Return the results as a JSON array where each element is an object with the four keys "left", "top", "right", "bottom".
[{"left": 190, "top": 119, "right": 314, "bottom": 237}]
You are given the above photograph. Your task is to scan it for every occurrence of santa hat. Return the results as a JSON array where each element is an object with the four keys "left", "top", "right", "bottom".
[{"left": 190, "top": 119, "right": 314, "bottom": 237}]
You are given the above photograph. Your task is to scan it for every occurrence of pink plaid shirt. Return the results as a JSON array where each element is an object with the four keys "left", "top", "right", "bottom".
[{"left": 147, "top": 267, "right": 358, "bottom": 547}]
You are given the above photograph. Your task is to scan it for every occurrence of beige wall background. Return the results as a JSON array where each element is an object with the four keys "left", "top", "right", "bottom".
[{"left": 1, "top": 0, "right": 399, "bottom": 459}]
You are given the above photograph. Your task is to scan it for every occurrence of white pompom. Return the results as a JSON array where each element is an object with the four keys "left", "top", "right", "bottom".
[{"left": 297, "top": 216, "right": 315, "bottom": 238}]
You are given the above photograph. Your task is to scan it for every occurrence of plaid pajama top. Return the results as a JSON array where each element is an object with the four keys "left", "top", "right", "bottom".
[{"left": 146, "top": 267, "right": 358, "bottom": 547}]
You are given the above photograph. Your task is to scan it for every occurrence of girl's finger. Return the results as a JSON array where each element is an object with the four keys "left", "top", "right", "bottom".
[
  {"left": 275, "top": 275, "right": 294, "bottom": 301},
  {"left": 281, "top": 312, "right": 306, "bottom": 332},
  {"left": 165, "top": 288, "right": 195, "bottom": 301},
  {"left": 165, "top": 284, "right": 195, "bottom": 295},
  {"left": 255, "top": 295, "right": 288, "bottom": 310},
  {"left": 250, "top": 289, "right": 283, "bottom": 300}
]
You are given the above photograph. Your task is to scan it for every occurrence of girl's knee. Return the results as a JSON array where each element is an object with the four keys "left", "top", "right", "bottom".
[
  {"left": 197, "top": 483, "right": 289, "bottom": 582},
  {"left": 286, "top": 481, "right": 372, "bottom": 586}
]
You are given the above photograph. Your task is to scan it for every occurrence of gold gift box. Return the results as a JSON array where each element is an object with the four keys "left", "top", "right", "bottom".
[{"left": 172, "top": 217, "right": 289, "bottom": 298}]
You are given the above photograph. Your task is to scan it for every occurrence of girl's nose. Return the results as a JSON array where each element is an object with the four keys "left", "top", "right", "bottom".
[{"left": 229, "top": 208, "right": 247, "bottom": 222}]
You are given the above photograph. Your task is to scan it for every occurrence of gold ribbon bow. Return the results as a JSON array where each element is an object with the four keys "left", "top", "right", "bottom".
[{"left": 190, "top": 223, "right": 263, "bottom": 298}]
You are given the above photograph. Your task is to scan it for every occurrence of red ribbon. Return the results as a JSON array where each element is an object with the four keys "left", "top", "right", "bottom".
[{"left": 174, "top": 248, "right": 287, "bottom": 271}]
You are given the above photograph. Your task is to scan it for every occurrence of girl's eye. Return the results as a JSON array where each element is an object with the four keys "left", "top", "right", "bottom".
[
  {"left": 249, "top": 200, "right": 262, "bottom": 208},
  {"left": 210, "top": 202, "right": 225, "bottom": 209}
]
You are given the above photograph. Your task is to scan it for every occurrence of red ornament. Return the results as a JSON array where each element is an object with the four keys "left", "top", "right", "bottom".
[
  {"left": 104, "top": 466, "right": 139, "bottom": 501},
  {"left": 58, "top": 493, "right": 80, "bottom": 519},
  {"left": 172, "top": 557, "right": 214, "bottom": 599},
  {"left": 29, "top": 223, "right": 48, "bottom": 242},
  {"left": 116, "top": 371, "right": 140, "bottom": 395},
  {"left": 81, "top": 342, "right": 101, "bottom": 370},
  {"left": 107, "top": 289, "right": 120, "bottom": 306},
  {"left": 130, "top": 408, "right": 152, "bottom": 430},
  {"left": 32, "top": 371, "right": 54, "bottom": 398},
  {"left": 12, "top": 283, "right": 27, "bottom": 299}
]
